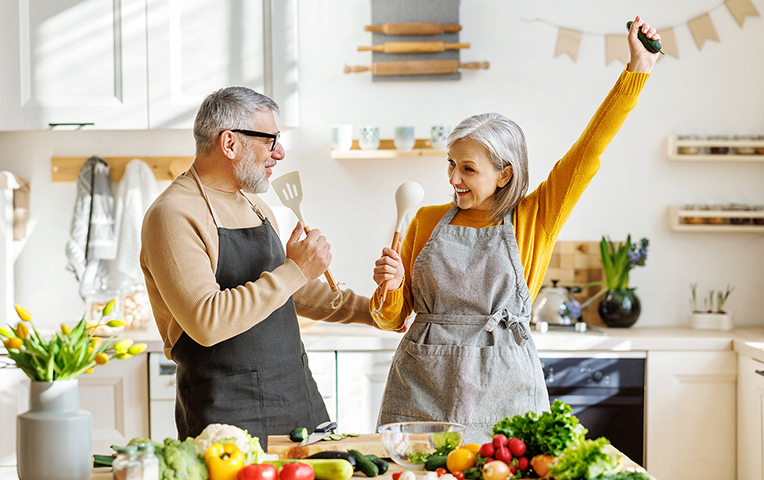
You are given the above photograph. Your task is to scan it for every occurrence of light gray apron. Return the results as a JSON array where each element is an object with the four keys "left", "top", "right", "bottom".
[{"left": 377, "top": 205, "right": 550, "bottom": 444}]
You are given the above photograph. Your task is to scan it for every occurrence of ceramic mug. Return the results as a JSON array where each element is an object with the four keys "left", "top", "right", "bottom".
[
  {"left": 394, "top": 126, "right": 416, "bottom": 151},
  {"left": 358, "top": 125, "right": 380, "bottom": 151},
  {"left": 330, "top": 124, "right": 353, "bottom": 152},
  {"left": 431, "top": 125, "right": 451, "bottom": 150}
]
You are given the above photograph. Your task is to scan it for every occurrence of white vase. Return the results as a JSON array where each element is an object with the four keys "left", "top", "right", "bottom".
[
  {"left": 17, "top": 380, "right": 91, "bottom": 480},
  {"left": 689, "top": 312, "right": 734, "bottom": 331}
]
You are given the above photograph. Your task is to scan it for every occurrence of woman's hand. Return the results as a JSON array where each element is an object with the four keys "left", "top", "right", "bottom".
[
  {"left": 627, "top": 15, "right": 660, "bottom": 73},
  {"left": 373, "top": 243, "right": 404, "bottom": 292}
]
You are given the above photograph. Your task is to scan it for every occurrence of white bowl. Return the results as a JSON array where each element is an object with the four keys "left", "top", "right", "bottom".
[{"left": 378, "top": 422, "right": 465, "bottom": 469}]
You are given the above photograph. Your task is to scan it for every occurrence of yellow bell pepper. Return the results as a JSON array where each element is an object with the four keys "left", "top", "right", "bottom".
[{"left": 205, "top": 443, "right": 244, "bottom": 480}]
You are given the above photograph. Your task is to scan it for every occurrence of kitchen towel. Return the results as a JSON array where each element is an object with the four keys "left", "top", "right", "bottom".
[
  {"left": 112, "top": 158, "right": 159, "bottom": 286},
  {"left": 65, "top": 156, "right": 117, "bottom": 298}
]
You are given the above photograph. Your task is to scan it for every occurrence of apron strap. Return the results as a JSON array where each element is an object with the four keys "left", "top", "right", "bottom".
[
  {"left": 415, "top": 311, "right": 530, "bottom": 347},
  {"left": 189, "top": 165, "right": 223, "bottom": 229}
]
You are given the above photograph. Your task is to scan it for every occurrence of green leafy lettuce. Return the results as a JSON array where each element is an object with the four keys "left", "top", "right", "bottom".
[
  {"left": 548, "top": 437, "right": 621, "bottom": 480},
  {"left": 492, "top": 399, "right": 587, "bottom": 457}
]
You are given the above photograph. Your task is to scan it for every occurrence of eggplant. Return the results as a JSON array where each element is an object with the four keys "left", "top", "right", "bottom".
[{"left": 306, "top": 451, "right": 357, "bottom": 469}]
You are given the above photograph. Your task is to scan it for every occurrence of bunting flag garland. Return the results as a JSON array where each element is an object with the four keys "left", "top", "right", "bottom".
[
  {"left": 529, "top": 0, "right": 760, "bottom": 65},
  {"left": 554, "top": 27, "right": 582, "bottom": 61}
]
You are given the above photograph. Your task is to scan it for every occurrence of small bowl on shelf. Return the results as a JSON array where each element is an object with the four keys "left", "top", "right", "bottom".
[{"left": 377, "top": 422, "right": 465, "bottom": 469}]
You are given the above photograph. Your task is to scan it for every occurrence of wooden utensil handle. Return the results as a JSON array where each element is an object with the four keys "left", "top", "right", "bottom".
[
  {"left": 343, "top": 65, "right": 372, "bottom": 74},
  {"left": 377, "top": 231, "right": 401, "bottom": 305},
  {"left": 459, "top": 61, "right": 490, "bottom": 70},
  {"left": 358, "top": 42, "right": 471, "bottom": 54},
  {"left": 373, "top": 59, "right": 460, "bottom": 75},
  {"left": 364, "top": 22, "right": 462, "bottom": 35},
  {"left": 303, "top": 225, "right": 340, "bottom": 292}
]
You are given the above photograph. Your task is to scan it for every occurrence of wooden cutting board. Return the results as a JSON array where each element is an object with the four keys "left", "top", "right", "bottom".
[{"left": 267, "top": 433, "right": 389, "bottom": 459}]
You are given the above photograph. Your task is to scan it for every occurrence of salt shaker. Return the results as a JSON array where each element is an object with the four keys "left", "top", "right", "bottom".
[
  {"left": 138, "top": 443, "right": 160, "bottom": 480},
  {"left": 113, "top": 445, "right": 141, "bottom": 480}
]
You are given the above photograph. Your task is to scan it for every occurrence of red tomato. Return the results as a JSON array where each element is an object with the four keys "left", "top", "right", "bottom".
[
  {"left": 392, "top": 472, "right": 403, "bottom": 480},
  {"left": 494, "top": 447, "right": 512, "bottom": 464},
  {"left": 435, "top": 468, "right": 448, "bottom": 477},
  {"left": 238, "top": 464, "right": 277, "bottom": 480},
  {"left": 279, "top": 463, "right": 314, "bottom": 480},
  {"left": 508, "top": 438, "right": 526, "bottom": 457},
  {"left": 517, "top": 457, "right": 530, "bottom": 472},
  {"left": 491, "top": 434, "right": 508, "bottom": 449},
  {"left": 509, "top": 465, "right": 517, "bottom": 475},
  {"left": 478, "top": 443, "right": 495, "bottom": 458},
  {"left": 453, "top": 472, "right": 465, "bottom": 480}
]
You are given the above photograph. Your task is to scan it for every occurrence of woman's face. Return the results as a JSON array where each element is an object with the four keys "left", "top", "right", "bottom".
[{"left": 447, "top": 137, "right": 512, "bottom": 211}]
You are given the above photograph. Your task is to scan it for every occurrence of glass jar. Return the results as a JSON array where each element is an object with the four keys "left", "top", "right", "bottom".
[
  {"left": 733, "top": 135, "right": 756, "bottom": 155},
  {"left": 727, "top": 203, "right": 751, "bottom": 225},
  {"left": 752, "top": 205, "right": 764, "bottom": 225},
  {"left": 682, "top": 204, "right": 705, "bottom": 224},
  {"left": 122, "top": 285, "right": 152, "bottom": 330},
  {"left": 705, "top": 205, "right": 726, "bottom": 225},
  {"left": 113, "top": 445, "right": 141, "bottom": 480},
  {"left": 138, "top": 443, "right": 160, "bottom": 480},
  {"left": 677, "top": 135, "right": 700, "bottom": 155},
  {"left": 707, "top": 135, "right": 730, "bottom": 154}
]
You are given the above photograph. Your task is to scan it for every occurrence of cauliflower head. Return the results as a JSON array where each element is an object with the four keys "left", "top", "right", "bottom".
[{"left": 192, "top": 423, "right": 264, "bottom": 465}]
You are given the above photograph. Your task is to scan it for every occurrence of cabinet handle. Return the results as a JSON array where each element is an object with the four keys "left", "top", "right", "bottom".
[
  {"left": 755, "top": 370, "right": 764, "bottom": 377},
  {"left": 48, "top": 122, "right": 94, "bottom": 129}
]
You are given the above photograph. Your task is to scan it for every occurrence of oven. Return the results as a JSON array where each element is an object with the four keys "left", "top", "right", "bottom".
[
  {"left": 539, "top": 352, "right": 646, "bottom": 465},
  {"left": 148, "top": 353, "right": 178, "bottom": 441}
]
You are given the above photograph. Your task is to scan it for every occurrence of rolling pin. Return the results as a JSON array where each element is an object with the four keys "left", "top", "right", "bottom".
[
  {"left": 343, "top": 60, "right": 489, "bottom": 76},
  {"left": 364, "top": 22, "right": 462, "bottom": 35},
  {"left": 358, "top": 41, "right": 471, "bottom": 53}
]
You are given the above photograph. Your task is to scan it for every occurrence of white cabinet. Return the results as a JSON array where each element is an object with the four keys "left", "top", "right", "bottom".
[
  {"left": 336, "top": 351, "right": 395, "bottom": 433},
  {"left": 738, "top": 355, "right": 764, "bottom": 480},
  {"left": 645, "top": 351, "right": 737, "bottom": 480},
  {"left": 0, "top": 353, "right": 149, "bottom": 466},
  {"left": 0, "top": 0, "right": 149, "bottom": 130},
  {"left": 0, "top": 0, "right": 298, "bottom": 130},
  {"left": 305, "top": 350, "right": 338, "bottom": 423}
]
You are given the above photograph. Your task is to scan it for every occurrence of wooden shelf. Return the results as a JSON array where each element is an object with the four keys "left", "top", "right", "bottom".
[
  {"left": 667, "top": 135, "right": 764, "bottom": 161},
  {"left": 668, "top": 205, "right": 764, "bottom": 232},
  {"left": 331, "top": 139, "right": 446, "bottom": 159},
  {"left": 51, "top": 156, "right": 193, "bottom": 182}
]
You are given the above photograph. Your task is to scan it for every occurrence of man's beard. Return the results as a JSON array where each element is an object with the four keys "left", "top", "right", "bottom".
[{"left": 234, "top": 150, "right": 270, "bottom": 194}]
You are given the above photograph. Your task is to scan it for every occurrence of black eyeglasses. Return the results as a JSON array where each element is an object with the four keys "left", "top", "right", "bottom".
[{"left": 220, "top": 129, "right": 280, "bottom": 151}]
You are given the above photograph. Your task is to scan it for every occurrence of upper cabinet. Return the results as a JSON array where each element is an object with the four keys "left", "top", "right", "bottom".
[{"left": 0, "top": 0, "right": 298, "bottom": 130}]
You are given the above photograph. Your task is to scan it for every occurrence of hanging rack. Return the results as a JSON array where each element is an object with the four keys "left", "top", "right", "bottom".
[{"left": 51, "top": 156, "right": 194, "bottom": 182}]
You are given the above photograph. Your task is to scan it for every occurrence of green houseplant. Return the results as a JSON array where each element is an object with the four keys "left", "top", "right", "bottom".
[{"left": 689, "top": 283, "right": 734, "bottom": 330}]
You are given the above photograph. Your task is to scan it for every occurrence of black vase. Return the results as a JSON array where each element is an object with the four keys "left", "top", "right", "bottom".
[{"left": 598, "top": 289, "right": 641, "bottom": 328}]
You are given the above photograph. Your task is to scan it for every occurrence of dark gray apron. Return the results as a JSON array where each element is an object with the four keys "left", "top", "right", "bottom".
[
  {"left": 171, "top": 167, "right": 328, "bottom": 447},
  {"left": 378, "top": 205, "right": 549, "bottom": 444}
]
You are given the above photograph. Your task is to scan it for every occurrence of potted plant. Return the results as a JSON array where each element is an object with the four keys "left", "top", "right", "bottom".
[
  {"left": 580, "top": 234, "right": 649, "bottom": 328},
  {"left": 688, "top": 283, "right": 735, "bottom": 330},
  {"left": 0, "top": 302, "right": 147, "bottom": 480}
]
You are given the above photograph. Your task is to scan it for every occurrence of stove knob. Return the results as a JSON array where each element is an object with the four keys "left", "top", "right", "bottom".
[{"left": 591, "top": 370, "right": 604, "bottom": 382}]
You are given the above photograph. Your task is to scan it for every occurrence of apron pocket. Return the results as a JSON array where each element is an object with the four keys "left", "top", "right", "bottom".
[
  {"left": 381, "top": 339, "right": 542, "bottom": 426},
  {"left": 177, "top": 371, "right": 265, "bottom": 439}
]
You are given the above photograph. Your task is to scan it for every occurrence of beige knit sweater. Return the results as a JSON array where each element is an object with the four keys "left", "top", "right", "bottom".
[{"left": 140, "top": 174, "right": 374, "bottom": 359}]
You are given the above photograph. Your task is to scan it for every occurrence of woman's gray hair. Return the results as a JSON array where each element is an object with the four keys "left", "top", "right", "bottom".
[
  {"left": 193, "top": 86, "right": 280, "bottom": 155},
  {"left": 447, "top": 112, "right": 529, "bottom": 223}
]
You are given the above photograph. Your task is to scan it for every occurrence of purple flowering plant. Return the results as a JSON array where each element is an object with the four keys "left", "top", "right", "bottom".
[{"left": 580, "top": 235, "right": 649, "bottom": 309}]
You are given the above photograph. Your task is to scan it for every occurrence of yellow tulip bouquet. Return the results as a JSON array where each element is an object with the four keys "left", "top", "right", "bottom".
[{"left": 0, "top": 301, "right": 147, "bottom": 381}]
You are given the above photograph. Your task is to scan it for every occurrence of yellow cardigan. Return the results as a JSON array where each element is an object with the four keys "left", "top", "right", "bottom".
[{"left": 370, "top": 68, "right": 649, "bottom": 330}]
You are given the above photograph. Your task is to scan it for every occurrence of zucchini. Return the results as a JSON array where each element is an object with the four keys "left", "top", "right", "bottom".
[
  {"left": 306, "top": 451, "right": 357, "bottom": 469},
  {"left": 424, "top": 454, "right": 448, "bottom": 472},
  {"left": 626, "top": 21, "right": 664, "bottom": 55},
  {"left": 265, "top": 459, "right": 354, "bottom": 480},
  {"left": 288, "top": 427, "right": 308, "bottom": 443},
  {"left": 366, "top": 455, "right": 389, "bottom": 474},
  {"left": 349, "top": 449, "right": 379, "bottom": 477}
]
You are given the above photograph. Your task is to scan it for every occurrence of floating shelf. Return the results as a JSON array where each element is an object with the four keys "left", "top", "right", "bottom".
[
  {"left": 667, "top": 135, "right": 764, "bottom": 161},
  {"left": 668, "top": 205, "right": 764, "bottom": 232},
  {"left": 331, "top": 139, "right": 446, "bottom": 159}
]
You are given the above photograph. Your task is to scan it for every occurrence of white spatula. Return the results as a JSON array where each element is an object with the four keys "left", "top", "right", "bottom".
[
  {"left": 378, "top": 181, "right": 425, "bottom": 304},
  {"left": 271, "top": 171, "right": 340, "bottom": 292}
]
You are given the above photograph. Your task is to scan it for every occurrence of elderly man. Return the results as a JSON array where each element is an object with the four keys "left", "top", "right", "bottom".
[{"left": 140, "top": 87, "right": 373, "bottom": 446}]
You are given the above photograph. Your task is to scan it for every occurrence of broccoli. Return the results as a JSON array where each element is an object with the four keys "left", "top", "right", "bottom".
[{"left": 127, "top": 437, "right": 208, "bottom": 480}]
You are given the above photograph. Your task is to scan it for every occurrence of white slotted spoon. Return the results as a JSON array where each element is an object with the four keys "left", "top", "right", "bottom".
[{"left": 271, "top": 171, "right": 339, "bottom": 292}]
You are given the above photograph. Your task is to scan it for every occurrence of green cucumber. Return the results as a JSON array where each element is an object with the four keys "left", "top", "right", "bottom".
[
  {"left": 265, "top": 459, "right": 353, "bottom": 480},
  {"left": 425, "top": 454, "right": 449, "bottom": 472},
  {"left": 626, "top": 21, "right": 664, "bottom": 55},
  {"left": 349, "top": 449, "right": 379, "bottom": 477},
  {"left": 288, "top": 427, "right": 308, "bottom": 443},
  {"left": 365, "top": 455, "right": 389, "bottom": 474}
]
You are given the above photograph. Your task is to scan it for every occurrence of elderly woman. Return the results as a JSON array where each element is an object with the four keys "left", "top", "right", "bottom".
[{"left": 370, "top": 17, "right": 660, "bottom": 443}]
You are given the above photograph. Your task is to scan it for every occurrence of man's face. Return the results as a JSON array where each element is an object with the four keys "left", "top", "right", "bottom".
[{"left": 233, "top": 110, "right": 285, "bottom": 194}]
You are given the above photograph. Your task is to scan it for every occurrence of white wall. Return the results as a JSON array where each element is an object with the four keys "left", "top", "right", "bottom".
[{"left": 1, "top": 0, "right": 763, "bottom": 329}]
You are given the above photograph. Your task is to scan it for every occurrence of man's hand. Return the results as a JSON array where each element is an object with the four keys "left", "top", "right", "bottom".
[{"left": 286, "top": 221, "right": 331, "bottom": 281}]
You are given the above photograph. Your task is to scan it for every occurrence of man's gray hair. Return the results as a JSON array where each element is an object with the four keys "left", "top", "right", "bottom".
[
  {"left": 447, "top": 113, "right": 529, "bottom": 223},
  {"left": 193, "top": 86, "right": 279, "bottom": 155}
]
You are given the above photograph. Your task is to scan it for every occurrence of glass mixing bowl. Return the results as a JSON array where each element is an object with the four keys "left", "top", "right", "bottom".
[{"left": 377, "top": 422, "right": 465, "bottom": 469}]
